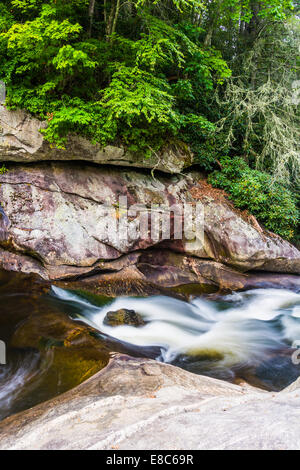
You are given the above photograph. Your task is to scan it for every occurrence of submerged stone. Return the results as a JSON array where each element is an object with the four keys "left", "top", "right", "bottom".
[{"left": 104, "top": 309, "right": 145, "bottom": 327}]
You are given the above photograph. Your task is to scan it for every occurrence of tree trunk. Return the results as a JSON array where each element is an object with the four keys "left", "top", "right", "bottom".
[
  {"left": 243, "top": 1, "right": 260, "bottom": 43},
  {"left": 111, "top": 0, "right": 121, "bottom": 36},
  {"left": 204, "top": 0, "right": 221, "bottom": 47},
  {"left": 88, "top": 0, "right": 96, "bottom": 37},
  {"left": 106, "top": 0, "right": 116, "bottom": 40},
  {"left": 204, "top": 23, "right": 214, "bottom": 46}
]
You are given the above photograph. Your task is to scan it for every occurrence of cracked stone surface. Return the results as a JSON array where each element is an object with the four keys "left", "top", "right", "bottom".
[
  {"left": 0, "top": 162, "right": 299, "bottom": 292},
  {"left": 0, "top": 355, "right": 299, "bottom": 450}
]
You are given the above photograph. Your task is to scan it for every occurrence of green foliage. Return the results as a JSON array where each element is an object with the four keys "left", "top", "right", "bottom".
[
  {"left": 0, "top": 1, "right": 229, "bottom": 152},
  {"left": 0, "top": 165, "right": 7, "bottom": 175},
  {"left": 179, "top": 114, "right": 217, "bottom": 170},
  {"left": 134, "top": 15, "right": 197, "bottom": 70},
  {"left": 215, "top": 19, "right": 300, "bottom": 187},
  {"left": 208, "top": 157, "right": 299, "bottom": 240},
  {"left": 52, "top": 44, "right": 97, "bottom": 72},
  {"left": 97, "top": 66, "right": 179, "bottom": 153}
]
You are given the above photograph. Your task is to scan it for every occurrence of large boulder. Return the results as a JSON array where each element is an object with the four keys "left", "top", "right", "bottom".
[
  {"left": 0, "top": 106, "right": 192, "bottom": 173},
  {"left": 1, "top": 354, "right": 300, "bottom": 450},
  {"left": 0, "top": 162, "right": 298, "bottom": 292}
]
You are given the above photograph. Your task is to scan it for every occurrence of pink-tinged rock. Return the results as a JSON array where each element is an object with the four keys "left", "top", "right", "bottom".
[{"left": 0, "top": 162, "right": 298, "bottom": 291}]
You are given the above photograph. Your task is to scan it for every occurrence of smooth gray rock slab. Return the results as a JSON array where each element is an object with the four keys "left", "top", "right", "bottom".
[{"left": 0, "top": 355, "right": 299, "bottom": 450}]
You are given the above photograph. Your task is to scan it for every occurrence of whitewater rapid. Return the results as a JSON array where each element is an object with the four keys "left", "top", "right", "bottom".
[{"left": 52, "top": 287, "right": 300, "bottom": 370}]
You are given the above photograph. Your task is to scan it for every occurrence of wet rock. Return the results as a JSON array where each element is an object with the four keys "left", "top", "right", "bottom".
[
  {"left": 0, "top": 268, "right": 50, "bottom": 296},
  {"left": 7, "top": 310, "right": 110, "bottom": 414},
  {"left": 59, "top": 251, "right": 300, "bottom": 299},
  {"left": 0, "top": 270, "right": 170, "bottom": 421},
  {"left": 0, "top": 270, "right": 111, "bottom": 419},
  {"left": 104, "top": 309, "right": 145, "bottom": 327}
]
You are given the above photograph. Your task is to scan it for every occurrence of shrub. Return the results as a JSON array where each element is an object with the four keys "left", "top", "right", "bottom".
[{"left": 208, "top": 157, "right": 299, "bottom": 240}]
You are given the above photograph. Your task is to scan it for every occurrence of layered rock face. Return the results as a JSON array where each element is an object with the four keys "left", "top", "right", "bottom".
[
  {"left": 0, "top": 107, "right": 299, "bottom": 293},
  {"left": 0, "top": 106, "right": 191, "bottom": 173},
  {"left": 1, "top": 354, "right": 300, "bottom": 450},
  {"left": 0, "top": 162, "right": 299, "bottom": 292}
]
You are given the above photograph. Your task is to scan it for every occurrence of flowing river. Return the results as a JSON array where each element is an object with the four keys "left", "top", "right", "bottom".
[{"left": 0, "top": 275, "right": 300, "bottom": 422}]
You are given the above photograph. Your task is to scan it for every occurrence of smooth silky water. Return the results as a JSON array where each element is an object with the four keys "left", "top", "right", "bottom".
[
  {"left": 52, "top": 286, "right": 300, "bottom": 389},
  {"left": 1, "top": 278, "right": 300, "bottom": 422}
]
